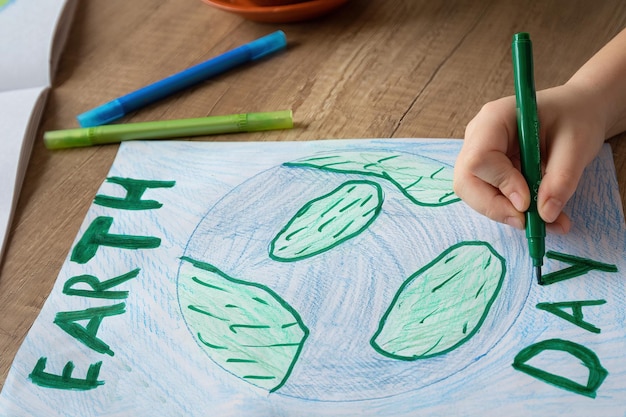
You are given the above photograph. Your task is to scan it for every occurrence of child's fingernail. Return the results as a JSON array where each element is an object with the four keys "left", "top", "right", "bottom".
[
  {"left": 543, "top": 198, "right": 563, "bottom": 222},
  {"left": 505, "top": 216, "right": 524, "bottom": 230},
  {"left": 509, "top": 192, "right": 524, "bottom": 211}
]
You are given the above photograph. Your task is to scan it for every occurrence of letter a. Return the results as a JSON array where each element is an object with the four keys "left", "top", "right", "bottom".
[
  {"left": 536, "top": 300, "right": 606, "bottom": 333},
  {"left": 54, "top": 303, "right": 126, "bottom": 356}
]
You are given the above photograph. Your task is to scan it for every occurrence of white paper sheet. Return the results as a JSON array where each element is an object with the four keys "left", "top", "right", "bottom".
[
  {"left": 0, "top": 0, "right": 69, "bottom": 92},
  {"left": 0, "top": 0, "right": 73, "bottom": 260},
  {"left": 0, "top": 87, "right": 47, "bottom": 258},
  {"left": 0, "top": 139, "right": 624, "bottom": 417}
]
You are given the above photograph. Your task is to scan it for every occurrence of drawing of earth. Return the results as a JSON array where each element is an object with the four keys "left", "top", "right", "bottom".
[{"left": 177, "top": 149, "right": 530, "bottom": 402}]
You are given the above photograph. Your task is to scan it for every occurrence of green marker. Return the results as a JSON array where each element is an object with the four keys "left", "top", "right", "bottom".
[
  {"left": 44, "top": 110, "right": 293, "bottom": 150},
  {"left": 512, "top": 32, "right": 546, "bottom": 284}
]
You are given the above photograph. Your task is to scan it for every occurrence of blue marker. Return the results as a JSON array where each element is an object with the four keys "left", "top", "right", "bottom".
[{"left": 77, "top": 31, "right": 287, "bottom": 127}]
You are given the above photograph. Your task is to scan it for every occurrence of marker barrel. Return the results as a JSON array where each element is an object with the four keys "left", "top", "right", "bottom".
[
  {"left": 77, "top": 31, "right": 287, "bottom": 127},
  {"left": 512, "top": 32, "right": 546, "bottom": 270},
  {"left": 45, "top": 110, "right": 293, "bottom": 150}
]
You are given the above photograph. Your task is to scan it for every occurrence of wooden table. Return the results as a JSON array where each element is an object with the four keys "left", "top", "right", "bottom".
[{"left": 1, "top": 0, "right": 625, "bottom": 389}]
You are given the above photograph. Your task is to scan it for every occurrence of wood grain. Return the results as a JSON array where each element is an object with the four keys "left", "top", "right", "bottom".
[{"left": 1, "top": 0, "right": 625, "bottom": 389}]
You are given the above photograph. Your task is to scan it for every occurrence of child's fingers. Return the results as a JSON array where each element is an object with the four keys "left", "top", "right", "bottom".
[
  {"left": 465, "top": 149, "right": 530, "bottom": 211},
  {"left": 454, "top": 145, "right": 530, "bottom": 228},
  {"left": 454, "top": 173, "right": 526, "bottom": 229},
  {"left": 455, "top": 96, "right": 531, "bottom": 227}
]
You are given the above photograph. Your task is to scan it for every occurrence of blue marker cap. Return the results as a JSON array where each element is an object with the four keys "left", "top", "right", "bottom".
[
  {"left": 246, "top": 30, "right": 287, "bottom": 60},
  {"left": 77, "top": 99, "right": 126, "bottom": 128}
]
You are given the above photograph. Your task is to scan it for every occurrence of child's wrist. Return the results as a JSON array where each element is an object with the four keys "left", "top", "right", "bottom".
[{"left": 563, "top": 78, "right": 612, "bottom": 141}]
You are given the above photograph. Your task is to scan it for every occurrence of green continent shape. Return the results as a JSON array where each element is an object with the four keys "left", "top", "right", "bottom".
[
  {"left": 371, "top": 241, "right": 505, "bottom": 360},
  {"left": 270, "top": 179, "right": 383, "bottom": 262},
  {"left": 178, "top": 257, "right": 309, "bottom": 392},
  {"left": 284, "top": 151, "right": 459, "bottom": 206}
]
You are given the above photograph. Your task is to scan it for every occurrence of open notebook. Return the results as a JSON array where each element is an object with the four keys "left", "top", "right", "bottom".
[
  {"left": 0, "top": 0, "right": 77, "bottom": 260},
  {"left": 0, "top": 139, "right": 624, "bottom": 416}
]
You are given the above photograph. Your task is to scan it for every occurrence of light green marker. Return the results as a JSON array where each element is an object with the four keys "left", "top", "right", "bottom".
[{"left": 44, "top": 110, "right": 293, "bottom": 150}]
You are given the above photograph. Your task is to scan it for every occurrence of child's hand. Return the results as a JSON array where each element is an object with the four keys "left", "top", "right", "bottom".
[{"left": 453, "top": 84, "right": 607, "bottom": 234}]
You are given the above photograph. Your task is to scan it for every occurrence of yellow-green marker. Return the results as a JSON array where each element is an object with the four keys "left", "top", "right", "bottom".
[{"left": 44, "top": 110, "right": 293, "bottom": 150}]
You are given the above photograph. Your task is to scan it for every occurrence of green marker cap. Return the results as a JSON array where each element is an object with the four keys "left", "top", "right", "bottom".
[{"left": 245, "top": 110, "right": 293, "bottom": 131}]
